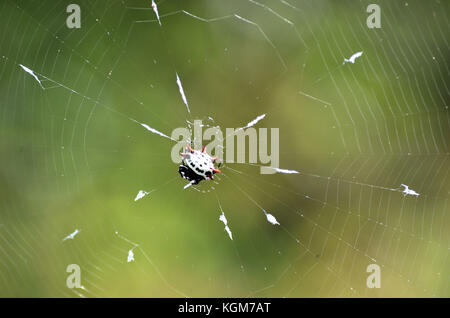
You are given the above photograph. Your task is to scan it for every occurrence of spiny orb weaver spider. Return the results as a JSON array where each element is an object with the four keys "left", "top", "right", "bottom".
[{"left": 178, "top": 144, "right": 222, "bottom": 185}]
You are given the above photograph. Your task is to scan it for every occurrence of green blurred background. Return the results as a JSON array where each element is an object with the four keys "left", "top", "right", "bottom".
[{"left": 0, "top": 0, "right": 449, "bottom": 297}]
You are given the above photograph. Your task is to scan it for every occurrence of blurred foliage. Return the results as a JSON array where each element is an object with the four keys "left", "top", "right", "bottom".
[{"left": 0, "top": 0, "right": 449, "bottom": 297}]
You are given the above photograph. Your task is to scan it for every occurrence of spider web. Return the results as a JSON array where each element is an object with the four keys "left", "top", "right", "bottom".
[{"left": 0, "top": 0, "right": 449, "bottom": 297}]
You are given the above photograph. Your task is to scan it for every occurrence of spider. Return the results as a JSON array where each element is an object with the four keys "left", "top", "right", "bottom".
[{"left": 178, "top": 144, "right": 221, "bottom": 185}]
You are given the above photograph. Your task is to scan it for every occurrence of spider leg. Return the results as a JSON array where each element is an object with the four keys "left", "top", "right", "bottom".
[{"left": 178, "top": 165, "right": 188, "bottom": 179}]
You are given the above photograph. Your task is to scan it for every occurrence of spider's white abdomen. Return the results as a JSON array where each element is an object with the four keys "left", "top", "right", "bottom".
[
  {"left": 183, "top": 150, "right": 215, "bottom": 179},
  {"left": 179, "top": 145, "right": 221, "bottom": 185}
]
